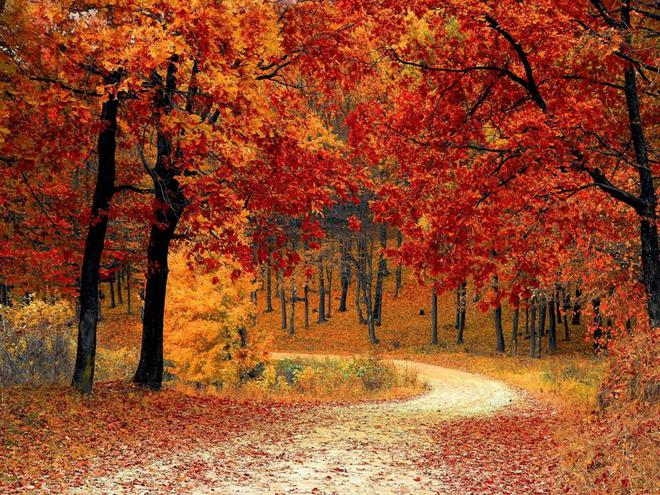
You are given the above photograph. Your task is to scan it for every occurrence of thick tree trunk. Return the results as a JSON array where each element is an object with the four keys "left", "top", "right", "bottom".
[
  {"left": 134, "top": 60, "right": 185, "bottom": 391},
  {"left": 72, "top": 96, "right": 118, "bottom": 395},
  {"left": 431, "top": 287, "right": 438, "bottom": 345}
]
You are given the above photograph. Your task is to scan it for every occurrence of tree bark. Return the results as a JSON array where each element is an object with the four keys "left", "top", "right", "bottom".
[
  {"left": 265, "top": 254, "right": 273, "bottom": 313},
  {"left": 548, "top": 296, "right": 557, "bottom": 351},
  {"left": 72, "top": 95, "right": 118, "bottom": 395},
  {"left": 116, "top": 270, "right": 123, "bottom": 305},
  {"left": 394, "top": 230, "right": 403, "bottom": 298},
  {"left": 493, "top": 277, "right": 505, "bottom": 353},
  {"left": 326, "top": 263, "right": 332, "bottom": 319},
  {"left": 304, "top": 283, "right": 309, "bottom": 328},
  {"left": 289, "top": 283, "right": 296, "bottom": 335},
  {"left": 372, "top": 224, "right": 386, "bottom": 326},
  {"left": 279, "top": 272, "right": 287, "bottom": 330},
  {"left": 512, "top": 308, "right": 519, "bottom": 355},
  {"left": 134, "top": 60, "right": 186, "bottom": 390},
  {"left": 431, "top": 287, "right": 438, "bottom": 345},
  {"left": 317, "top": 257, "right": 326, "bottom": 323},
  {"left": 126, "top": 263, "right": 132, "bottom": 315},
  {"left": 108, "top": 276, "right": 116, "bottom": 308},
  {"left": 338, "top": 238, "right": 351, "bottom": 312},
  {"left": 529, "top": 299, "right": 537, "bottom": 358}
]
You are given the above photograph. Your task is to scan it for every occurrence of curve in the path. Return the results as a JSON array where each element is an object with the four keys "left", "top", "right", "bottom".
[{"left": 75, "top": 354, "right": 519, "bottom": 495}]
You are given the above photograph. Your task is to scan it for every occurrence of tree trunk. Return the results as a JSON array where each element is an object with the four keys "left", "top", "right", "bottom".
[
  {"left": 289, "top": 283, "right": 296, "bottom": 335},
  {"left": 326, "top": 264, "right": 332, "bottom": 319},
  {"left": 512, "top": 308, "right": 519, "bottom": 355},
  {"left": 116, "top": 270, "right": 123, "bottom": 305},
  {"left": 372, "top": 224, "right": 386, "bottom": 326},
  {"left": 338, "top": 238, "right": 351, "bottom": 312},
  {"left": 355, "top": 270, "right": 366, "bottom": 324},
  {"left": 536, "top": 296, "right": 545, "bottom": 358},
  {"left": 548, "top": 296, "right": 557, "bottom": 352},
  {"left": 279, "top": 273, "right": 287, "bottom": 330},
  {"left": 72, "top": 95, "right": 118, "bottom": 395},
  {"left": 394, "top": 230, "right": 403, "bottom": 298},
  {"left": 265, "top": 255, "right": 273, "bottom": 312},
  {"left": 529, "top": 300, "right": 537, "bottom": 358},
  {"left": 317, "top": 257, "right": 326, "bottom": 323},
  {"left": 562, "top": 290, "right": 570, "bottom": 340},
  {"left": 431, "top": 287, "right": 438, "bottom": 345},
  {"left": 493, "top": 277, "right": 505, "bottom": 353},
  {"left": 572, "top": 288, "right": 581, "bottom": 325},
  {"left": 108, "top": 277, "right": 116, "bottom": 308},
  {"left": 134, "top": 60, "right": 185, "bottom": 391},
  {"left": 126, "top": 263, "right": 132, "bottom": 315},
  {"left": 304, "top": 283, "right": 309, "bottom": 328},
  {"left": 456, "top": 283, "right": 466, "bottom": 344}
]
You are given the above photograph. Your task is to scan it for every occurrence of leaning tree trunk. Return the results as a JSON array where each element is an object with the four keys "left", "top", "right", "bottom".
[
  {"left": 72, "top": 95, "right": 119, "bottom": 395},
  {"left": 134, "top": 59, "right": 186, "bottom": 391}
]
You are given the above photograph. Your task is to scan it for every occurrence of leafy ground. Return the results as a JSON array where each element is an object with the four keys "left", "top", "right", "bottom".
[{"left": 1, "top": 277, "right": 620, "bottom": 494}]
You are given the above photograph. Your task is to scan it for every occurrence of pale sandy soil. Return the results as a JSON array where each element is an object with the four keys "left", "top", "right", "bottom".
[{"left": 73, "top": 355, "right": 518, "bottom": 494}]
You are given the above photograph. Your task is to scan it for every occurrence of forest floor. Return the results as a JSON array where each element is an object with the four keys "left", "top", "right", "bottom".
[{"left": 64, "top": 356, "right": 562, "bottom": 495}]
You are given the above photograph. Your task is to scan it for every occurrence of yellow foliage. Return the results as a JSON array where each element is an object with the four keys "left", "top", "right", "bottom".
[{"left": 164, "top": 250, "right": 269, "bottom": 385}]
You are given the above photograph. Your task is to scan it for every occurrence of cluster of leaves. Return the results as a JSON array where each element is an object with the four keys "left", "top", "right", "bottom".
[{"left": 164, "top": 249, "right": 267, "bottom": 386}]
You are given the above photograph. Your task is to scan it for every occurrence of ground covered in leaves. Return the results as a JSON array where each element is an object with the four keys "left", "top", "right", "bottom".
[{"left": 1, "top": 358, "right": 569, "bottom": 495}]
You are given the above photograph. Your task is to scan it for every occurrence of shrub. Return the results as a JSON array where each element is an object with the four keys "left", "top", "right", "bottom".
[{"left": 0, "top": 299, "right": 75, "bottom": 385}]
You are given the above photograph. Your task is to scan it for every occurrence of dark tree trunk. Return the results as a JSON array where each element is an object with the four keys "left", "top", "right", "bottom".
[
  {"left": 512, "top": 308, "right": 519, "bottom": 355},
  {"left": 265, "top": 255, "right": 273, "bottom": 313},
  {"left": 456, "top": 283, "right": 466, "bottom": 344},
  {"left": 536, "top": 297, "right": 545, "bottom": 358},
  {"left": 238, "top": 327, "right": 247, "bottom": 348},
  {"left": 338, "top": 238, "right": 351, "bottom": 312},
  {"left": 355, "top": 271, "right": 366, "bottom": 324},
  {"left": 289, "top": 284, "right": 296, "bottom": 336},
  {"left": 493, "top": 277, "right": 505, "bottom": 353},
  {"left": 548, "top": 296, "right": 557, "bottom": 351},
  {"left": 593, "top": 298, "right": 603, "bottom": 352},
  {"left": 572, "top": 288, "right": 582, "bottom": 325},
  {"left": 529, "top": 300, "right": 537, "bottom": 358},
  {"left": 372, "top": 224, "right": 386, "bottom": 326},
  {"left": 304, "top": 283, "right": 309, "bottom": 328},
  {"left": 72, "top": 95, "right": 119, "bottom": 395},
  {"left": 394, "top": 230, "right": 403, "bottom": 298},
  {"left": 524, "top": 306, "right": 530, "bottom": 338},
  {"left": 126, "top": 263, "right": 132, "bottom": 315},
  {"left": 326, "top": 264, "right": 332, "bottom": 319},
  {"left": 134, "top": 60, "right": 186, "bottom": 391},
  {"left": 108, "top": 277, "right": 116, "bottom": 308},
  {"left": 455, "top": 287, "right": 461, "bottom": 329},
  {"left": 317, "top": 258, "right": 326, "bottom": 323},
  {"left": 116, "top": 270, "right": 123, "bottom": 305},
  {"left": 279, "top": 273, "right": 287, "bottom": 330},
  {"left": 431, "top": 287, "right": 438, "bottom": 345}
]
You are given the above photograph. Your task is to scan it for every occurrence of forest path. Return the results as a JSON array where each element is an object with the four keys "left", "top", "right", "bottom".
[{"left": 75, "top": 355, "right": 519, "bottom": 494}]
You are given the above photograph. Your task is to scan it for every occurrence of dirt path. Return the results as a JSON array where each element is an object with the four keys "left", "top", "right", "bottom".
[{"left": 75, "top": 355, "right": 519, "bottom": 494}]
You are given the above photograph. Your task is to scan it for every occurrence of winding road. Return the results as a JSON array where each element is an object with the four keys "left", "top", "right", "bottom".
[{"left": 76, "top": 355, "right": 519, "bottom": 494}]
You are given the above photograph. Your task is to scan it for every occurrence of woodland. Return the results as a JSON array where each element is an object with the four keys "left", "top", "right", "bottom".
[{"left": 0, "top": 0, "right": 658, "bottom": 493}]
